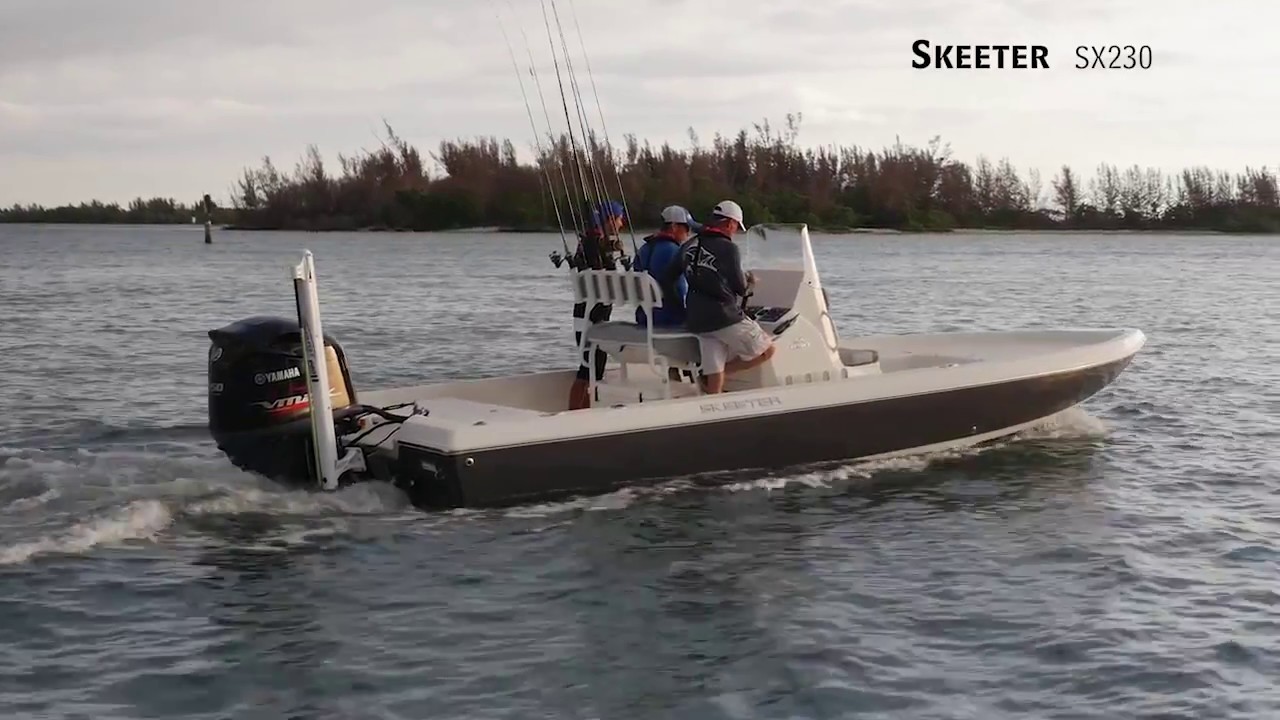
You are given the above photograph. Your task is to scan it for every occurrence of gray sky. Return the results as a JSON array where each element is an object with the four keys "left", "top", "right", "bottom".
[{"left": 2, "top": 0, "right": 1277, "bottom": 207}]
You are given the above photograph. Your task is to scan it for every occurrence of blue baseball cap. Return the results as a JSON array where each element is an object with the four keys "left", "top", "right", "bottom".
[{"left": 587, "top": 200, "right": 626, "bottom": 228}]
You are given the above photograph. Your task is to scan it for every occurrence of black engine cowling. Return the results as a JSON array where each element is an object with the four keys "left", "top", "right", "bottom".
[{"left": 208, "top": 315, "right": 362, "bottom": 486}]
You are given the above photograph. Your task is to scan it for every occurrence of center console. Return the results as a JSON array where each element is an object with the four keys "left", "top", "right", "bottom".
[{"left": 745, "top": 305, "right": 799, "bottom": 335}]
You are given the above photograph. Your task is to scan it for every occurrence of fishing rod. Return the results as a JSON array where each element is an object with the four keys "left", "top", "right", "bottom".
[
  {"left": 540, "top": 0, "right": 639, "bottom": 271},
  {"left": 490, "top": 0, "right": 572, "bottom": 262},
  {"left": 494, "top": 0, "right": 630, "bottom": 272},
  {"left": 563, "top": 0, "right": 640, "bottom": 257},
  {"left": 494, "top": 0, "right": 591, "bottom": 271},
  {"left": 539, "top": 0, "right": 598, "bottom": 238},
  {"left": 548, "top": 0, "right": 610, "bottom": 230},
  {"left": 547, "top": 0, "right": 633, "bottom": 266},
  {"left": 503, "top": 0, "right": 584, "bottom": 244}
]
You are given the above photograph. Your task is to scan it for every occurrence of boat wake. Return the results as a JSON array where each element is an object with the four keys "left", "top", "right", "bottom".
[
  {"left": 0, "top": 483, "right": 418, "bottom": 567},
  {"left": 0, "top": 498, "right": 173, "bottom": 566},
  {"left": 0, "top": 408, "right": 1109, "bottom": 565},
  {"left": 0, "top": 445, "right": 417, "bottom": 566}
]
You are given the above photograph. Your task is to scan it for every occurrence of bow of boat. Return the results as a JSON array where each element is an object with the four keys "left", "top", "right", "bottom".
[{"left": 844, "top": 327, "right": 1146, "bottom": 377}]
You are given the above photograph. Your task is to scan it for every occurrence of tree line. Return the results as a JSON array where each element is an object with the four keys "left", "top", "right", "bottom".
[
  {"left": 4, "top": 115, "right": 1278, "bottom": 233},
  {"left": 0, "top": 195, "right": 234, "bottom": 225}
]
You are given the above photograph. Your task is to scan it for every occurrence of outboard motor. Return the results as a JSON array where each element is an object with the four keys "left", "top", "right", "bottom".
[{"left": 207, "top": 315, "right": 363, "bottom": 486}]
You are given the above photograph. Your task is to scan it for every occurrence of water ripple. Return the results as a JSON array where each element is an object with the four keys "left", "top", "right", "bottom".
[{"left": 0, "top": 227, "right": 1278, "bottom": 719}]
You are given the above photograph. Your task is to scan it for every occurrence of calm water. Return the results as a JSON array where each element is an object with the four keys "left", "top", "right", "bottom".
[{"left": 0, "top": 224, "right": 1277, "bottom": 719}]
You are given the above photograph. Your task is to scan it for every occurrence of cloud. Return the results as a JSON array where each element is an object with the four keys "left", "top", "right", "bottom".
[
  {"left": 0, "top": 0, "right": 323, "bottom": 70},
  {"left": 1, "top": 0, "right": 1278, "bottom": 206}
]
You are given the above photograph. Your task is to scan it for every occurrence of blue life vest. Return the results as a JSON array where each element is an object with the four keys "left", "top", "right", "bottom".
[{"left": 633, "top": 233, "right": 687, "bottom": 326}]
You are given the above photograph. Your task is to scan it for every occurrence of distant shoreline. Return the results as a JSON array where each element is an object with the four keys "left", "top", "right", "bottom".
[
  {"left": 1, "top": 220, "right": 1254, "bottom": 236},
  {"left": 4, "top": 116, "right": 1278, "bottom": 235}
]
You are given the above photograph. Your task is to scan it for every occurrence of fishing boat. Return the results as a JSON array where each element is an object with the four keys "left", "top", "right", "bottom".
[
  {"left": 203, "top": 0, "right": 1143, "bottom": 509},
  {"left": 205, "top": 222, "right": 1145, "bottom": 509}
]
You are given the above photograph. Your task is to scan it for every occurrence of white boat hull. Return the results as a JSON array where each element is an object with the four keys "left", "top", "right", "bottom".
[{"left": 349, "top": 328, "right": 1143, "bottom": 508}]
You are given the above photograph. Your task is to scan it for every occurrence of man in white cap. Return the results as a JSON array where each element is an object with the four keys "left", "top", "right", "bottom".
[{"left": 659, "top": 199, "right": 775, "bottom": 393}]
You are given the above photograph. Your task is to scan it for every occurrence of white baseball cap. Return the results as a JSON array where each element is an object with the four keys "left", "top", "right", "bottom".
[
  {"left": 660, "top": 205, "right": 702, "bottom": 230},
  {"left": 711, "top": 200, "right": 746, "bottom": 231}
]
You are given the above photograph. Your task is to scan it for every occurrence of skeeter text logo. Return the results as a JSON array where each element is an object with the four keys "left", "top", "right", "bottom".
[
  {"left": 912, "top": 40, "right": 1049, "bottom": 69},
  {"left": 912, "top": 41, "right": 1155, "bottom": 70}
]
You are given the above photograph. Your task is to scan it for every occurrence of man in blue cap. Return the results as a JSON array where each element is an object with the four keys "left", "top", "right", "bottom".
[
  {"left": 569, "top": 200, "right": 626, "bottom": 271},
  {"left": 633, "top": 204, "right": 701, "bottom": 328},
  {"left": 567, "top": 199, "right": 627, "bottom": 410}
]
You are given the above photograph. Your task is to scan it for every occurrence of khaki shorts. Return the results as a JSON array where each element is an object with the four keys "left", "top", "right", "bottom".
[{"left": 698, "top": 319, "right": 772, "bottom": 374}]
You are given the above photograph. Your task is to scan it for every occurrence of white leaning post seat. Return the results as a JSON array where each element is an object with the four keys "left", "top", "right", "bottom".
[{"left": 571, "top": 269, "right": 702, "bottom": 400}]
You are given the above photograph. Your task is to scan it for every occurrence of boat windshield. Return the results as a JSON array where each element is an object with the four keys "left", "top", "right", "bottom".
[{"left": 737, "top": 223, "right": 808, "bottom": 272}]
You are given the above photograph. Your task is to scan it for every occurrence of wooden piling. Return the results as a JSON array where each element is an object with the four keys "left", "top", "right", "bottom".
[{"left": 202, "top": 193, "right": 214, "bottom": 244}]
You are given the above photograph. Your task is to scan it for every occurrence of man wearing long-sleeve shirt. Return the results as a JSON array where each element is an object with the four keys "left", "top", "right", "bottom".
[{"left": 660, "top": 200, "right": 775, "bottom": 393}]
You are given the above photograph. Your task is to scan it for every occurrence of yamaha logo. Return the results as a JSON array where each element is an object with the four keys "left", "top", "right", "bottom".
[
  {"left": 209, "top": 346, "right": 223, "bottom": 362},
  {"left": 254, "top": 367, "right": 302, "bottom": 385}
]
